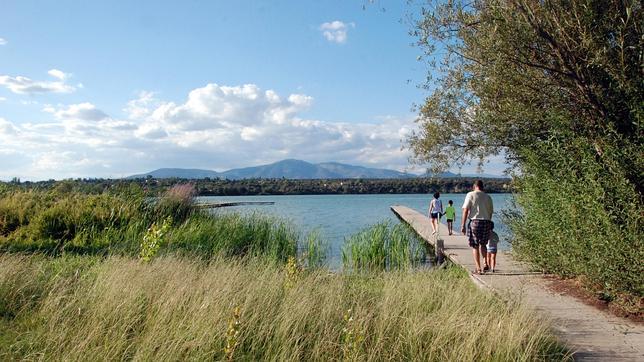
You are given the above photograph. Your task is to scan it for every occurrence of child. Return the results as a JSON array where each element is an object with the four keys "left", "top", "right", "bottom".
[
  {"left": 444, "top": 200, "right": 456, "bottom": 235},
  {"left": 428, "top": 192, "right": 443, "bottom": 234},
  {"left": 486, "top": 222, "right": 499, "bottom": 273}
]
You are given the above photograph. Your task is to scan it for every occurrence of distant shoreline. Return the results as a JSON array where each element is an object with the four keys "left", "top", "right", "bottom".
[
  {"left": 2, "top": 177, "right": 513, "bottom": 195},
  {"left": 191, "top": 177, "right": 512, "bottom": 195}
]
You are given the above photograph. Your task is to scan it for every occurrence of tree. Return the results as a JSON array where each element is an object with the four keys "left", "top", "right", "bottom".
[
  {"left": 409, "top": 0, "right": 642, "bottom": 191},
  {"left": 408, "top": 0, "right": 643, "bottom": 309}
]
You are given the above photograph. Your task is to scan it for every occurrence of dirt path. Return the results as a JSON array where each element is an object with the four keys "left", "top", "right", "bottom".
[{"left": 391, "top": 205, "right": 644, "bottom": 361}]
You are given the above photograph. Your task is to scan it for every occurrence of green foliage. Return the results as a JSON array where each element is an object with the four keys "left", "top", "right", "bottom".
[
  {"left": 506, "top": 137, "right": 643, "bottom": 313},
  {"left": 140, "top": 217, "right": 172, "bottom": 262},
  {"left": 0, "top": 190, "right": 147, "bottom": 254},
  {"left": 409, "top": 0, "right": 642, "bottom": 179},
  {"left": 342, "top": 222, "right": 427, "bottom": 272}
]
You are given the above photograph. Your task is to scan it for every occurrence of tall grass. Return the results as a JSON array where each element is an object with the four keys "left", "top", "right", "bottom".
[
  {"left": 165, "top": 212, "right": 298, "bottom": 263},
  {"left": 0, "top": 187, "right": 321, "bottom": 264},
  {"left": 342, "top": 222, "right": 427, "bottom": 272},
  {"left": 0, "top": 254, "right": 569, "bottom": 361}
]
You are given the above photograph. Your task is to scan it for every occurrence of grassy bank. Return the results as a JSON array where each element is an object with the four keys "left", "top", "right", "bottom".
[
  {"left": 0, "top": 254, "right": 568, "bottom": 361},
  {"left": 0, "top": 185, "right": 305, "bottom": 264}
]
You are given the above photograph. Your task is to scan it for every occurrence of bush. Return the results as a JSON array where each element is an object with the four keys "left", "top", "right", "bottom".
[{"left": 507, "top": 137, "right": 643, "bottom": 314}]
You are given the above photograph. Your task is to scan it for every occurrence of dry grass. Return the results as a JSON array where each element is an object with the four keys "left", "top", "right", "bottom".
[{"left": 0, "top": 254, "right": 569, "bottom": 361}]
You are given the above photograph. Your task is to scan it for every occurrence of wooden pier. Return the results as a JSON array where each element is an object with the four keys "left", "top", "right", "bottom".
[
  {"left": 196, "top": 201, "right": 275, "bottom": 208},
  {"left": 391, "top": 205, "right": 644, "bottom": 361}
]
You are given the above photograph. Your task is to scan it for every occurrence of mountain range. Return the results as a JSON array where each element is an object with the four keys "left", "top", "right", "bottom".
[{"left": 127, "top": 159, "right": 504, "bottom": 180}]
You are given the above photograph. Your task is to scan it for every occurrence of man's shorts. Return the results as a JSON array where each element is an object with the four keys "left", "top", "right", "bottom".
[
  {"left": 467, "top": 219, "right": 492, "bottom": 249},
  {"left": 430, "top": 212, "right": 441, "bottom": 219}
]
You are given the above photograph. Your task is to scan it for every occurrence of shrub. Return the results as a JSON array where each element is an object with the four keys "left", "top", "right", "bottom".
[{"left": 507, "top": 137, "right": 643, "bottom": 314}]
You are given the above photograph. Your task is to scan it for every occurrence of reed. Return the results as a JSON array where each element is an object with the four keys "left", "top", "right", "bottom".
[
  {"left": 341, "top": 222, "right": 427, "bottom": 272},
  {"left": 0, "top": 189, "right": 323, "bottom": 264},
  {"left": 164, "top": 211, "right": 299, "bottom": 263},
  {"left": 0, "top": 254, "right": 569, "bottom": 361}
]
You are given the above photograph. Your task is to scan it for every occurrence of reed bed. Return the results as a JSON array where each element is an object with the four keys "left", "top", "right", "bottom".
[
  {"left": 0, "top": 186, "right": 320, "bottom": 264},
  {"left": 164, "top": 212, "right": 299, "bottom": 263},
  {"left": 342, "top": 222, "right": 427, "bottom": 272},
  {"left": 0, "top": 254, "right": 569, "bottom": 361}
]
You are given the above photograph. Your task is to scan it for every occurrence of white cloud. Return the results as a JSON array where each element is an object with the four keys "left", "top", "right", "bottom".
[
  {"left": 0, "top": 118, "right": 19, "bottom": 136},
  {"left": 319, "top": 21, "right": 355, "bottom": 44},
  {"left": 45, "top": 102, "right": 109, "bottom": 121},
  {"left": 0, "top": 83, "right": 419, "bottom": 180},
  {"left": 0, "top": 97, "right": 6, "bottom": 102},
  {"left": 124, "top": 91, "right": 158, "bottom": 119},
  {"left": 47, "top": 69, "right": 67, "bottom": 80},
  {"left": 0, "top": 38, "right": 6, "bottom": 45},
  {"left": 0, "top": 69, "right": 77, "bottom": 94}
]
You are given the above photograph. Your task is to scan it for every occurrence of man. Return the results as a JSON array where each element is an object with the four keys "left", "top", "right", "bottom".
[{"left": 460, "top": 180, "right": 494, "bottom": 274}]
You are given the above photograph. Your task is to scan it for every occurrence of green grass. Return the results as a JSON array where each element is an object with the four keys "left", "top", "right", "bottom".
[
  {"left": 342, "top": 222, "right": 427, "bottom": 272},
  {"left": 0, "top": 254, "right": 569, "bottom": 361},
  {"left": 164, "top": 211, "right": 299, "bottom": 263},
  {"left": 0, "top": 186, "right": 318, "bottom": 264}
]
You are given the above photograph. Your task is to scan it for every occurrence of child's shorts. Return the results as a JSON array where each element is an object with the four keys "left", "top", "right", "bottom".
[{"left": 446, "top": 219, "right": 453, "bottom": 223}]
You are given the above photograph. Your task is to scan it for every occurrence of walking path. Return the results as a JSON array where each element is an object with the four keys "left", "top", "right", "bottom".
[{"left": 391, "top": 205, "right": 644, "bottom": 361}]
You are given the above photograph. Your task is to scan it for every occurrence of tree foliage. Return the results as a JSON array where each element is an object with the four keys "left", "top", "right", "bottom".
[
  {"left": 409, "top": 0, "right": 642, "bottom": 187},
  {"left": 409, "top": 0, "right": 643, "bottom": 308}
]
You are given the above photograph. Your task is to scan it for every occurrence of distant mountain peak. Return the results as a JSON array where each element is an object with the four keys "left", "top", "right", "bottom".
[{"left": 127, "top": 159, "right": 506, "bottom": 180}]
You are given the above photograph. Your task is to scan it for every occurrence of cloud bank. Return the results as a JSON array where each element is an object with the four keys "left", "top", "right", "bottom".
[{"left": 0, "top": 83, "right": 415, "bottom": 180}]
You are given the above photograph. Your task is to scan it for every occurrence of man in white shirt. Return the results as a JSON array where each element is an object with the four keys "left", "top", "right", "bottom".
[{"left": 460, "top": 180, "right": 494, "bottom": 274}]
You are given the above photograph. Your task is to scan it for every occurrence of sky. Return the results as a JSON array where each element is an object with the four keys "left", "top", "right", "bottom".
[{"left": 0, "top": 0, "right": 506, "bottom": 180}]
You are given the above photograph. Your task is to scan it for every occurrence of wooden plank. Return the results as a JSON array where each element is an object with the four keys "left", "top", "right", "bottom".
[{"left": 196, "top": 201, "right": 275, "bottom": 208}]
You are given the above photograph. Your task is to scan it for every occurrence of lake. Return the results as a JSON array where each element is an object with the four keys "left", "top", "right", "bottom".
[{"left": 198, "top": 193, "right": 512, "bottom": 264}]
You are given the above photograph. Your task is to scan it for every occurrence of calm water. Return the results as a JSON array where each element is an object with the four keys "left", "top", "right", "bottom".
[{"left": 198, "top": 194, "right": 512, "bottom": 263}]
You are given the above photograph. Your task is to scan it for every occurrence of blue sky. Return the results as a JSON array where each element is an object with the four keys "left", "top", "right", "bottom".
[{"left": 0, "top": 1, "right": 504, "bottom": 180}]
